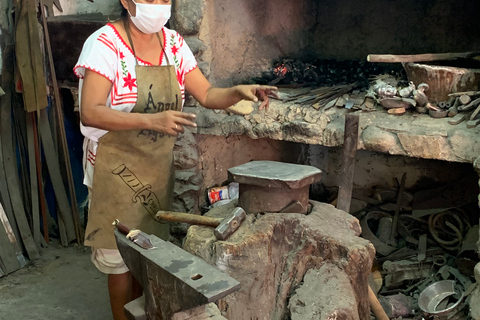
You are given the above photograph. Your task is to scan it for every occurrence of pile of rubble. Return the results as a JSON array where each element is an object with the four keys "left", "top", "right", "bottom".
[{"left": 351, "top": 176, "right": 479, "bottom": 319}]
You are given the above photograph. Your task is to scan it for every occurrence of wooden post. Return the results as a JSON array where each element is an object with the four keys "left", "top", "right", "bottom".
[{"left": 337, "top": 113, "right": 360, "bottom": 213}]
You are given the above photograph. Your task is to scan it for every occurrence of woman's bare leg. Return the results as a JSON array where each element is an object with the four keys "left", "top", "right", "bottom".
[{"left": 108, "top": 272, "right": 133, "bottom": 320}]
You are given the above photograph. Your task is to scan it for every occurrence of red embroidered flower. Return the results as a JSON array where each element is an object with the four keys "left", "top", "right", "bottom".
[
  {"left": 123, "top": 72, "right": 137, "bottom": 91},
  {"left": 171, "top": 45, "right": 179, "bottom": 55},
  {"left": 119, "top": 51, "right": 125, "bottom": 59}
]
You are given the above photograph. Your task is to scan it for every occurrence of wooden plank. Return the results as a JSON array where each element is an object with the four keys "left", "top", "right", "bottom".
[
  {"left": 448, "top": 113, "right": 466, "bottom": 125},
  {"left": 336, "top": 113, "right": 360, "bottom": 213},
  {"left": 0, "top": 203, "right": 21, "bottom": 274},
  {"left": 367, "top": 52, "right": 480, "bottom": 63},
  {"left": 1, "top": 91, "right": 40, "bottom": 260},
  {"left": 26, "top": 112, "right": 41, "bottom": 245},
  {"left": 40, "top": 0, "right": 83, "bottom": 243},
  {"left": 448, "top": 90, "right": 480, "bottom": 97},
  {"left": 12, "top": 98, "right": 32, "bottom": 224},
  {"left": 37, "top": 108, "right": 76, "bottom": 244},
  {"left": 0, "top": 48, "right": 23, "bottom": 252},
  {"left": 1, "top": 46, "right": 40, "bottom": 261},
  {"left": 32, "top": 113, "right": 49, "bottom": 243}
]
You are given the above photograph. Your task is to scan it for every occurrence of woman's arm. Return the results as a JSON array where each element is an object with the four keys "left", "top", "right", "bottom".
[
  {"left": 80, "top": 69, "right": 196, "bottom": 135},
  {"left": 184, "top": 68, "right": 277, "bottom": 110}
]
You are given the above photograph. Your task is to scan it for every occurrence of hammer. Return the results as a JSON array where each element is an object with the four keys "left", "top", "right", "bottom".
[{"left": 155, "top": 207, "right": 246, "bottom": 240}]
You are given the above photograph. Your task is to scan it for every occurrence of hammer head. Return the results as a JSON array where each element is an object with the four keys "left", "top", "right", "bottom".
[{"left": 214, "top": 207, "right": 246, "bottom": 240}]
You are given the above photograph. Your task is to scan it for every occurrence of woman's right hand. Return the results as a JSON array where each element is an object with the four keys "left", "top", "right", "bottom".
[{"left": 145, "top": 110, "right": 197, "bottom": 135}]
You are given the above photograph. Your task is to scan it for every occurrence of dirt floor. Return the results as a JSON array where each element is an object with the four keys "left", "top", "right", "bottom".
[{"left": 0, "top": 240, "right": 112, "bottom": 320}]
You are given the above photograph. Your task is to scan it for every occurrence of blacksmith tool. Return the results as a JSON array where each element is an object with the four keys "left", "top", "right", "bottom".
[
  {"left": 113, "top": 219, "right": 154, "bottom": 250},
  {"left": 155, "top": 207, "right": 246, "bottom": 240},
  {"left": 114, "top": 228, "right": 240, "bottom": 319}
]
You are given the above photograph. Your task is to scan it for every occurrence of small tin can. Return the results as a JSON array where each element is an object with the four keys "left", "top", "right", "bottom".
[{"left": 207, "top": 186, "right": 229, "bottom": 205}]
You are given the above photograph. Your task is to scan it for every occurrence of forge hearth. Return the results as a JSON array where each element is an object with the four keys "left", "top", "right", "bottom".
[{"left": 183, "top": 200, "right": 373, "bottom": 320}]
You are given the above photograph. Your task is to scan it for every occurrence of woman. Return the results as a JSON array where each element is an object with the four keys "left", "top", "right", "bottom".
[{"left": 74, "top": 0, "right": 277, "bottom": 318}]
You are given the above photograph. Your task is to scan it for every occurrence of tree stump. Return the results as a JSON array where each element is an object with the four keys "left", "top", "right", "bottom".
[{"left": 183, "top": 200, "right": 375, "bottom": 320}]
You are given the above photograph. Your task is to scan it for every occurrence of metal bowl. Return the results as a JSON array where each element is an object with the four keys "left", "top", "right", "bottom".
[{"left": 418, "top": 280, "right": 464, "bottom": 316}]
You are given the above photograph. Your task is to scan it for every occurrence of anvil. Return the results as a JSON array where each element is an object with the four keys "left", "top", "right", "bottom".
[{"left": 114, "top": 229, "right": 240, "bottom": 320}]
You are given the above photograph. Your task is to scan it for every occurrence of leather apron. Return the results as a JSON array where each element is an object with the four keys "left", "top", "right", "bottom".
[{"left": 84, "top": 23, "right": 181, "bottom": 249}]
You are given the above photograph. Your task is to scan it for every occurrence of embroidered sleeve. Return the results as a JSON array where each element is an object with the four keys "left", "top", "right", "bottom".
[
  {"left": 74, "top": 28, "right": 117, "bottom": 82},
  {"left": 168, "top": 32, "right": 198, "bottom": 86}
]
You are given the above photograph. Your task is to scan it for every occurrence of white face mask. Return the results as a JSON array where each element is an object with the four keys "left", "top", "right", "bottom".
[{"left": 128, "top": 1, "right": 171, "bottom": 34}]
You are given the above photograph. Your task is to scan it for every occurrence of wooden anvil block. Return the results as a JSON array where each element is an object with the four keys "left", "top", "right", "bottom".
[{"left": 115, "top": 230, "right": 239, "bottom": 320}]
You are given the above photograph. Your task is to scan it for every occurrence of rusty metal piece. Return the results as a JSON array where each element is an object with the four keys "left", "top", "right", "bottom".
[
  {"left": 457, "top": 225, "right": 479, "bottom": 278},
  {"left": 379, "top": 97, "right": 415, "bottom": 110},
  {"left": 383, "top": 258, "right": 435, "bottom": 288},
  {"left": 227, "top": 161, "right": 322, "bottom": 214},
  {"left": 428, "top": 210, "right": 464, "bottom": 250},
  {"left": 429, "top": 109, "right": 448, "bottom": 118},
  {"left": 397, "top": 214, "right": 429, "bottom": 245},
  {"left": 417, "top": 234, "right": 427, "bottom": 262},
  {"left": 374, "top": 84, "right": 397, "bottom": 98},
  {"left": 360, "top": 211, "right": 397, "bottom": 256}
]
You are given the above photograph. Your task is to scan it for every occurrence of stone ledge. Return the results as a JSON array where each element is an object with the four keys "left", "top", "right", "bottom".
[{"left": 187, "top": 99, "right": 480, "bottom": 164}]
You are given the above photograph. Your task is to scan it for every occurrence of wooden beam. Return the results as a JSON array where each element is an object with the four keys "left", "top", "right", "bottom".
[
  {"left": 336, "top": 113, "right": 360, "bottom": 213},
  {"left": 367, "top": 52, "right": 480, "bottom": 63},
  {"left": 26, "top": 112, "right": 41, "bottom": 245},
  {"left": 37, "top": 108, "right": 77, "bottom": 244}
]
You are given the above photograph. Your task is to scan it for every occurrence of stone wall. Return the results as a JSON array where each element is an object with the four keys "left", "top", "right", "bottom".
[{"left": 175, "top": 0, "right": 480, "bottom": 86}]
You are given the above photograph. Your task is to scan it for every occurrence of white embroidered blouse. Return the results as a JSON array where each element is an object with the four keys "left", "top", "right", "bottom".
[{"left": 74, "top": 23, "right": 197, "bottom": 187}]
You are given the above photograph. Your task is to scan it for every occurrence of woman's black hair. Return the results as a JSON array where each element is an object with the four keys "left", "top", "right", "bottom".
[{"left": 120, "top": 1, "right": 128, "bottom": 17}]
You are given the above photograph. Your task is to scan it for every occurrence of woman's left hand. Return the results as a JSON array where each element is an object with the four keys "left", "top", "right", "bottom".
[{"left": 235, "top": 85, "right": 279, "bottom": 110}]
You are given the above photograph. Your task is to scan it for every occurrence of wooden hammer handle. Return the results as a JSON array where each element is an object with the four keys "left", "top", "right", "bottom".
[
  {"left": 156, "top": 211, "right": 221, "bottom": 227},
  {"left": 368, "top": 286, "right": 389, "bottom": 320}
]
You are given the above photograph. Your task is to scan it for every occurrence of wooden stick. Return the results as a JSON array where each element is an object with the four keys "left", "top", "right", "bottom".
[
  {"left": 336, "top": 113, "right": 359, "bottom": 213},
  {"left": 367, "top": 51, "right": 480, "bottom": 63},
  {"left": 26, "top": 112, "right": 40, "bottom": 245},
  {"left": 31, "top": 113, "right": 49, "bottom": 243},
  {"left": 368, "top": 286, "right": 389, "bottom": 320},
  {"left": 448, "top": 90, "right": 480, "bottom": 97},
  {"left": 0, "top": 203, "right": 21, "bottom": 274},
  {"left": 387, "top": 173, "right": 407, "bottom": 247}
]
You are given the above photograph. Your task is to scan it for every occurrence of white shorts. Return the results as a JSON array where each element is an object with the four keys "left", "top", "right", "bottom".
[{"left": 90, "top": 247, "right": 129, "bottom": 275}]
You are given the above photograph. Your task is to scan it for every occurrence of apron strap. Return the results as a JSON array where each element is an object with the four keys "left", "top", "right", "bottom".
[{"left": 123, "top": 18, "right": 171, "bottom": 66}]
